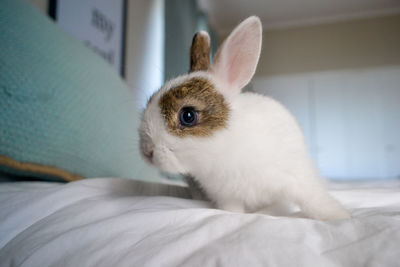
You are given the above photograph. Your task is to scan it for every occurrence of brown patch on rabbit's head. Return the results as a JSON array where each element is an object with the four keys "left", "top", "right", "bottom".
[{"left": 159, "top": 77, "right": 229, "bottom": 137}]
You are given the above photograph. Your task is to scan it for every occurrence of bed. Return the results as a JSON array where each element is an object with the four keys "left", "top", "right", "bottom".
[{"left": 1, "top": 175, "right": 399, "bottom": 267}]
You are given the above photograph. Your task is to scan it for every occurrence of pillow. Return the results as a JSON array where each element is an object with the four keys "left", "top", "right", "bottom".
[{"left": 0, "top": 0, "right": 160, "bottom": 182}]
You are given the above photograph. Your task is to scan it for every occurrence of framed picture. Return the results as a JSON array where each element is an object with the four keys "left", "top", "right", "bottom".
[{"left": 49, "top": 0, "right": 126, "bottom": 76}]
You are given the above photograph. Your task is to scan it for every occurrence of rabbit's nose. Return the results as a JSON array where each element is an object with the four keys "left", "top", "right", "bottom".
[{"left": 144, "top": 149, "right": 154, "bottom": 163}]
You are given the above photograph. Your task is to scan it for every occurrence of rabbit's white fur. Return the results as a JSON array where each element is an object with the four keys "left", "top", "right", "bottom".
[{"left": 139, "top": 17, "right": 350, "bottom": 220}]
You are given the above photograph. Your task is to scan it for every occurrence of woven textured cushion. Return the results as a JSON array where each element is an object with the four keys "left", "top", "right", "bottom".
[{"left": 0, "top": 0, "right": 159, "bottom": 181}]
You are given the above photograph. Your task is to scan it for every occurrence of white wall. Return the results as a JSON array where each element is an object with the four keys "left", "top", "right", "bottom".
[
  {"left": 255, "top": 14, "right": 400, "bottom": 77},
  {"left": 253, "top": 66, "right": 400, "bottom": 180},
  {"left": 124, "top": 0, "right": 165, "bottom": 109}
]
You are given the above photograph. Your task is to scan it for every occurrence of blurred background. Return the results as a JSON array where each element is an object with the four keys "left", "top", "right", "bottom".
[{"left": 29, "top": 0, "right": 400, "bottom": 181}]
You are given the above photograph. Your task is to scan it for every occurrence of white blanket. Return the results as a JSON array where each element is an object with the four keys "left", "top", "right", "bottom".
[{"left": 1, "top": 178, "right": 399, "bottom": 267}]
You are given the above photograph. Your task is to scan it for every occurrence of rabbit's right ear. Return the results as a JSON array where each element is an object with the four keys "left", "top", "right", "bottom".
[
  {"left": 210, "top": 16, "right": 262, "bottom": 96},
  {"left": 190, "top": 31, "right": 211, "bottom": 72}
]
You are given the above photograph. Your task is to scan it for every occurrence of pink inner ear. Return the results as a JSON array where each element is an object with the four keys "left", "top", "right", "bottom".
[
  {"left": 227, "top": 32, "right": 253, "bottom": 88},
  {"left": 211, "top": 16, "right": 262, "bottom": 94}
]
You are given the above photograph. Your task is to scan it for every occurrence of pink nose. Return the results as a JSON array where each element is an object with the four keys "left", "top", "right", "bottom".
[{"left": 145, "top": 150, "right": 154, "bottom": 162}]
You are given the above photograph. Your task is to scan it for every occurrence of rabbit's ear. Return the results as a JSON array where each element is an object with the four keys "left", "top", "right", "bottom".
[
  {"left": 210, "top": 16, "right": 262, "bottom": 95},
  {"left": 189, "top": 31, "right": 211, "bottom": 72}
]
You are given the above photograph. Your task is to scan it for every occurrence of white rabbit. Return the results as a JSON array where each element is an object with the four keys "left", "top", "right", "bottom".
[{"left": 139, "top": 16, "right": 350, "bottom": 220}]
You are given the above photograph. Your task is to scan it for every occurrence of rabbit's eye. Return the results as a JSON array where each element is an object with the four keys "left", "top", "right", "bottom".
[{"left": 179, "top": 107, "right": 197, "bottom": 127}]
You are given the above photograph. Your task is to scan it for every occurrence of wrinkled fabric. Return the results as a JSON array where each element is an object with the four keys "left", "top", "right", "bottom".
[{"left": 1, "top": 178, "right": 399, "bottom": 267}]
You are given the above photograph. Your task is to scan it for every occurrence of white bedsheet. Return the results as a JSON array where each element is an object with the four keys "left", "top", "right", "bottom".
[{"left": 0, "top": 178, "right": 399, "bottom": 267}]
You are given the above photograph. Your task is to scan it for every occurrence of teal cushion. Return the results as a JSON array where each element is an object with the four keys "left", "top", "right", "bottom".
[{"left": 0, "top": 0, "right": 159, "bottom": 181}]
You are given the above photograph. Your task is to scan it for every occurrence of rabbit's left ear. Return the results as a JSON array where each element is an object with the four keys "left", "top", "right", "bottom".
[{"left": 210, "top": 16, "right": 262, "bottom": 95}]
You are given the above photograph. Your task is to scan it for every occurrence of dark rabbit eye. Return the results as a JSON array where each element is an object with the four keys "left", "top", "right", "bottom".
[{"left": 179, "top": 107, "right": 197, "bottom": 127}]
